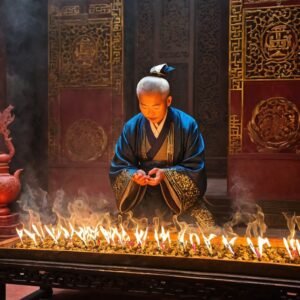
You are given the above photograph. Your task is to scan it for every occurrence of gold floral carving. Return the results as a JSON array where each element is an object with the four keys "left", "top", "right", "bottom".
[
  {"left": 245, "top": 6, "right": 300, "bottom": 79},
  {"left": 112, "top": 170, "right": 131, "bottom": 202},
  {"left": 65, "top": 119, "right": 108, "bottom": 162},
  {"left": 164, "top": 170, "right": 201, "bottom": 212},
  {"left": 248, "top": 97, "right": 300, "bottom": 152},
  {"left": 229, "top": 114, "right": 242, "bottom": 153}
]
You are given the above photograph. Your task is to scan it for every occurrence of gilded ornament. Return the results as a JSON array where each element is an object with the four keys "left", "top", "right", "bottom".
[
  {"left": 248, "top": 97, "right": 300, "bottom": 152},
  {"left": 245, "top": 7, "right": 300, "bottom": 79},
  {"left": 164, "top": 170, "right": 200, "bottom": 212},
  {"left": 65, "top": 119, "right": 108, "bottom": 162}
]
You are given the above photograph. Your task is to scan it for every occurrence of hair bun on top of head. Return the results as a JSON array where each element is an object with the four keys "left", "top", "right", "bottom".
[{"left": 149, "top": 63, "right": 175, "bottom": 77}]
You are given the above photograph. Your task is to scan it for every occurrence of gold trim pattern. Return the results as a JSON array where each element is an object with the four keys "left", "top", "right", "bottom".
[
  {"left": 89, "top": 4, "right": 112, "bottom": 15},
  {"left": 164, "top": 170, "right": 201, "bottom": 213},
  {"left": 229, "top": 0, "right": 243, "bottom": 90},
  {"left": 229, "top": 114, "right": 243, "bottom": 153},
  {"left": 61, "top": 5, "right": 80, "bottom": 16},
  {"left": 112, "top": 170, "right": 132, "bottom": 203},
  {"left": 244, "top": 0, "right": 289, "bottom": 3},
  {"left": 229, "top": 0, "right": 243, "bottom": 154},
  {"left": 248, "top": 97, "right": 300, "bottom": 152},
  {"left": 245, "top": 6, "right": 300, "bottom": 79}
]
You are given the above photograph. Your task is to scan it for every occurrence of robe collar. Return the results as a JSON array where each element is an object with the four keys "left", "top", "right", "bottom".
[
  {"left": 144, "top": 109, "right": 172, "bottom": 160},
  {"left": 149, "top": 112, "right": 168, "bottom": 138}
]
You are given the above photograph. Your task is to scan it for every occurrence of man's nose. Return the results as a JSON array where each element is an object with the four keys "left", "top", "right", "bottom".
[{"left": 145, "top": 108, "right": 155, "bottom": 116}]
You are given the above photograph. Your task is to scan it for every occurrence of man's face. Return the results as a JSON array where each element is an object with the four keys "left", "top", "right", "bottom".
[{"left": 138, "top": 92, "right": 172, "bottom": 124}]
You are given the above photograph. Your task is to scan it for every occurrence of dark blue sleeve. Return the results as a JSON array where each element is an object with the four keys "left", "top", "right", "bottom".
[{"left": 109, "top": 123, "right": 146, "bottom": 212}]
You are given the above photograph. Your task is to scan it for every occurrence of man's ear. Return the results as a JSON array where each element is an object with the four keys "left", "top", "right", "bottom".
[{"left": 167, "top": 96, "right": 172, "bottom": 107}]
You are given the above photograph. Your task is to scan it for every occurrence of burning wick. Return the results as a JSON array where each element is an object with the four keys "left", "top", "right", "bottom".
[
  {"left": 295, "top": 240, "right": 300, "bottom": 256},
  {"left": 16, "top": 228, "right": 24, "bottom": 244},
  {"left": 32, "top": 224, "right": 44, "bottom": 242},
  {"left": 154, "top": 227, "right": 170, "bottom": 251},
  {"left": 222, "top": 235, "right": 236, "bottom": 256},
  {"left": 189, "top": 233, "right": 200, "bottom": 252},
  {"left": 44, "top": 225, "right": 62, "bottom": 245},
  {"left": 134, "top": 226, "right": 148, "bottom": 248},
  {"left": 178, "top": 228, "right": 187, "bottom": 251},
  {"left": 283, "top": 238, "right": 296, "bottom": 260},
  {"left": 120, "top": 225, "right": 130, "bottom": 246},
  {"left": 257, "top": 237, "right": 270, "bottom": 258},
  {"left": 23, "top": 228, "right": 38, "bottom": 246},
  {"left": 287, "top": 239, "right": 300, "bottom": 257},
  {"left": 100, "top": 226, "right": 111, "bottom": 245},
  {"left": 246, "top": 237, "right": 260, "bottom": 258},
  {"left": 202, "top": 233, "right": 216, "bottom": 255},
  {"left": 154, "top": 228, "right": 160, "bottom": 249}
]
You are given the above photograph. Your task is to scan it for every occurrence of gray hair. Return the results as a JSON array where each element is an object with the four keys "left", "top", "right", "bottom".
[{"left": 136, "top": 76, "right": 170, "bottom": 97}]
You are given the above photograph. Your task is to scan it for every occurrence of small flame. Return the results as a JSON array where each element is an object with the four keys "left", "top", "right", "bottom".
[
  {"left": 283, "top": 237, "right": 294, "bottom": 260},
  {"left": 295, "top": 240, "right": 300, "bottom": 256},
  {"left": 100, "top": 226, "right": 111, "bottom": 245},
  {"left": 202, "top": 233, "right": 216, "bottom": 255},
  {"left": 159, "top": 226, "right": 171, "bottom": 245},
  {"left": 222, "top": 235, "right": 236, "bottom": 255},
  {"left": 61, "top": 226, "right": 70, "bottom": 239},
  {"left": 247, "top": 237, "right": 259, "bottom": 258},
  {"left": 257, "top": 237, "right": 270, "bottom": 257},
  {"left": 32, "top": 224, "right": 44, "bottom": 242},
  {"left": 178, "top": 228, "right": 187, "bottom": 249},
  {"left": 134, "top": 226, "right": 148, "bottom": 248},
  {"left": 44, "top": 225, "right": 61, "bottom": 244},
  {"left": 154, "top": 228, "right": 160, "bottom": 249},
  {"left": 120, "top": 225, "right": 130, "bottom": 245},
  {"left": 16, "top": 228, "right": 24, "bottom": 244},
  {"left": 189, "top": 233, "right": 200, "bottom": 247},
  {"left": 23, "top": 228, "right": 38, "bottom": 246}
]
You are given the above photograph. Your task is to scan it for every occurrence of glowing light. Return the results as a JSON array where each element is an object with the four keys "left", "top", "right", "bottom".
[
  {"left": 222, "top": 235, "right": 236, "bottom": 255},
  {"left": 203, "top": 233, "right": 216, "bottom": 255},
  {"left": 283, "top": 238, "right": 293, "bottom": 260}
]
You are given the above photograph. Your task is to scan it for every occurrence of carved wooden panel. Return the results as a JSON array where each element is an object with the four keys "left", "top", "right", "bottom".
[
  {"left": 245, "top": 6, "right": 300, "bottom": 79},
  {"left": 125, "top": 0, "right": 229, "bottom": 177},
  {"left": 194, "top": 0, "right": 229, "bottom": 176},
  {"left": 48, "top": 0, "right": 123, "bottom": 198},
  {"left": 228, "top": 0, "right": 300, "bottom": 201}
]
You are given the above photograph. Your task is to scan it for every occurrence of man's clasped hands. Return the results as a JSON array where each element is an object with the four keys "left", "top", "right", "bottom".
[{"left": 132, "top": 168, "right": 165, "bottom": 186}]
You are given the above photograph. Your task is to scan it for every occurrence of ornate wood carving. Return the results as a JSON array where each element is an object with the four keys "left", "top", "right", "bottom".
[
  {"left": 228, "top": 1, "right": 300, "bottom": 200},
  {"left": 48, "top": 0, "right": 123, "bottom": 164},
  {"left": 194, "top": 0, "right": 229, "bottom": 175},
  {"left": 247, "top": 97, "right": 300, "bottom": 152},
  {"left": 245, "top": 6, "right": 300, "bottom": 79},
  {"left": 127, "top": 0, "right": 228, "bottom": 176},
  {"left": 159, "top": 0, "right": 190, "bottom": 58}
]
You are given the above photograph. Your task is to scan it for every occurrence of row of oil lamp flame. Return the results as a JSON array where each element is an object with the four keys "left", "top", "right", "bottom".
[{"left": 15, "top": 224, "right": 300, "bottom": 260}]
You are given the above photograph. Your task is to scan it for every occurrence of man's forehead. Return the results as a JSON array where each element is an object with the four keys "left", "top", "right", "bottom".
[{"left": 139, "top": 92, "right": 166, "bottom": 102}]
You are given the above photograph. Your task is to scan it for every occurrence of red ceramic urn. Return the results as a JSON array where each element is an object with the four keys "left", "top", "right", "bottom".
[{"left": 0, "top": 106, "right": 23, "bottom": 217}]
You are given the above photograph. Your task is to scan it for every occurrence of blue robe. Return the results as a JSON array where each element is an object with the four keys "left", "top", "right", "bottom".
[{"left": 109, "top": 107, "right": 213, "bottom": 224}]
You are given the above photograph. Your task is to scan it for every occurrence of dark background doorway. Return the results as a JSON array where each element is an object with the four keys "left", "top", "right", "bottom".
[{"left": 124, "top": 0, "right": 229, "bottom": 178}]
